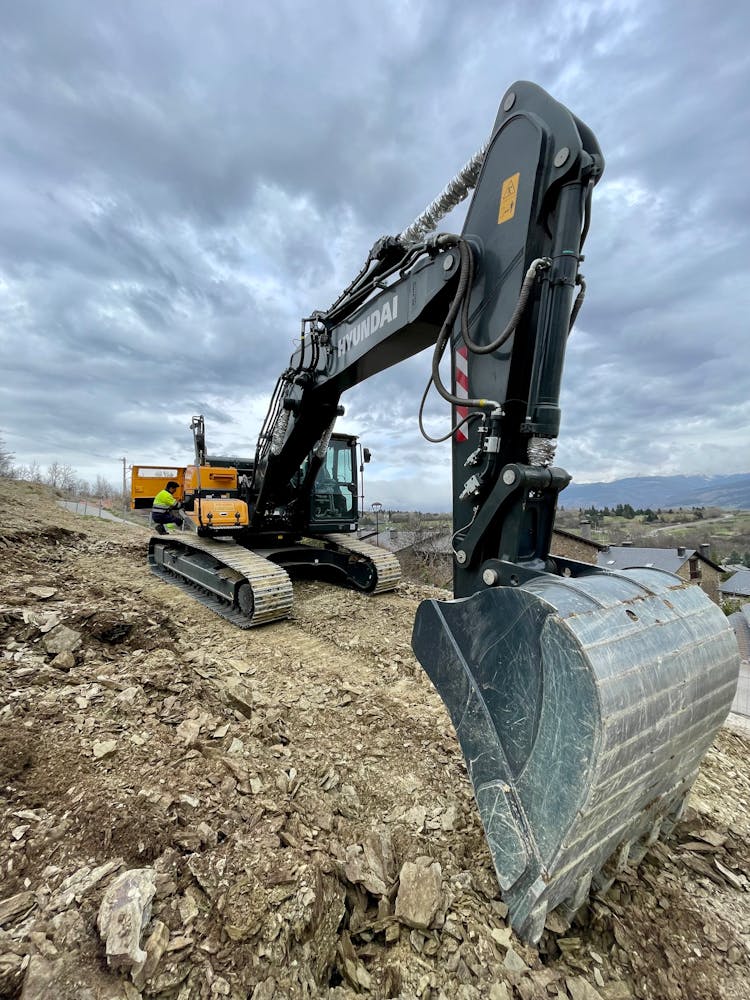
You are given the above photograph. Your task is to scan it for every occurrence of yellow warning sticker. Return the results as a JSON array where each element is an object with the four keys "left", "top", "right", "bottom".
[{"left": 498, "top": 172, "right": 520, "bottom": 224}]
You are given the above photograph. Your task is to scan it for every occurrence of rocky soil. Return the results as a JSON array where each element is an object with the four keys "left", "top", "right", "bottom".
[{"left": 1, "top": 477, "right": 749, "bottom": 1000}]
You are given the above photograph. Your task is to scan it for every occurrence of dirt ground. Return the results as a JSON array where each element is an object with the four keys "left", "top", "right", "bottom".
[{"left": 1, "top": 478, "right": 749, "bottom": 1000}]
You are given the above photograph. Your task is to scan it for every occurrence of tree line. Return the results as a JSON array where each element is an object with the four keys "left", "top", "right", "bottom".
[
  {"left": 0, "top": 433, "right": 120, "bottom": 499},
  {"left": 578, "top": 504, "right": 708, "bottom": 527}
]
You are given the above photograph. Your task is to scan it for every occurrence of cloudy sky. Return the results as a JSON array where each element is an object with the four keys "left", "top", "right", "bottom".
[{"left": 1, "top": 0, "right": 748, "bottom": 510}]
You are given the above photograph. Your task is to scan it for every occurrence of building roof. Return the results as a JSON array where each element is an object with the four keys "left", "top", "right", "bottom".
[
  {"left": 728, "top": 605, "right": 750, "bottom": 661},
  {"left": 720, "top": 569, "right": 750, "bottom": 598},
  {"left": 596, "top": 545, "right": 723, "bottom": 575}
]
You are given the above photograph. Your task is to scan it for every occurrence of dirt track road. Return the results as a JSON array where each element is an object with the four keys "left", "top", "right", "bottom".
[{"left": 1, "top": 478, "right": 750, "bottom": 1000}]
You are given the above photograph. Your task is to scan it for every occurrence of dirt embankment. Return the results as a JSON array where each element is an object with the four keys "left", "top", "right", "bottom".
[{"left": 1, "top": 478, "right": 749, "bottom": 1000}]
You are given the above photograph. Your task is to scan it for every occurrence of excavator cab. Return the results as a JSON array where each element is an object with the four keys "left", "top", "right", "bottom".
[{"left": 308, "top": 433, "right": 359, "bottom": 531}]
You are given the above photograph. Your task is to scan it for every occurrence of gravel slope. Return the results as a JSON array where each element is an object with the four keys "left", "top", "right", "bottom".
[{"left": 1, "top": 478, "right": 749, "bottom": 1000}]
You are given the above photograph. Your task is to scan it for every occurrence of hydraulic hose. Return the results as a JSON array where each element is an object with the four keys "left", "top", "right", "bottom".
[
  {"left": 427, "top": 241, "right": 501, "bottom": 411},
  {"left": 398, "top": 139, "right": 489, "bottom": 245},
  {"left": 419, "top": 238, "right": 584, "bottom": 442},
  {"left": 568, "top": 275, "right": 586, "bottom": 334},
  {"left": 418, "top": 377, "right": 482, "bottom": 443},
  {"left": 460, "top": 256, "right": 551, "bottom": 355}
]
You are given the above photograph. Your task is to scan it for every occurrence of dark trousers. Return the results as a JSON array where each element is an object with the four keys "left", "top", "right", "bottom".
[{"left": 151, "top": 509, "right": 181, "bottom": 534}]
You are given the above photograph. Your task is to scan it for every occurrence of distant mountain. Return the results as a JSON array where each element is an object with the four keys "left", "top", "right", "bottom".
[{"left": 560, "top": 473, "right": 750, "bottom": 510}]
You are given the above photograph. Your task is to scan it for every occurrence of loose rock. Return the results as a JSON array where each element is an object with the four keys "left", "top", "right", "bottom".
[
  {"left": 42, "top": 625, "right": 82, "bottom": 655},
  {"left": 395, "top": 857, "right": 443, "bottom": 930},
  {"left": 92, "top": 739, "right": 118, "bottom": 759},
  {"left": 97, "top": 868, "right": 157, "bottom": 975},
  {"left": 566, "top": 977, "right": 605, "bottom": 1000}
]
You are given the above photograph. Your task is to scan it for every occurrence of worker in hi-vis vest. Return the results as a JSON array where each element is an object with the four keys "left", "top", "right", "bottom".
[{"left": 151, "top": 481, "right": 183, "bottom": 534}]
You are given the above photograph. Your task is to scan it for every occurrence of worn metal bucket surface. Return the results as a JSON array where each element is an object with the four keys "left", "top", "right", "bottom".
[{"left": 412, "top": 568, "right": 740, "bottom": 942}]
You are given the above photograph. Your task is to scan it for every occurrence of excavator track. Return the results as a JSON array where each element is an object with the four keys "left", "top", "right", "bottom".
[
  {"left": 147, "top": 532, "right": 399, "bottom": 628},
  {"left": 320, "top": 533, "right": 402, "bottom": 593},
  {"left": 148, "top": 534, "right": 293, "bottom": 628}
]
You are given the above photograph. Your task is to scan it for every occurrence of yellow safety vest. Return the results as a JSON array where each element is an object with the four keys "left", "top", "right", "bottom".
[{"left": 153, "top": 489, "right": 177, "bottom": 511}]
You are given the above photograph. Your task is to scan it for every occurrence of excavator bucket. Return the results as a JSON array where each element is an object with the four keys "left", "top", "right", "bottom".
[{"left": 412, "top": 567, "right": 740, "bottom": 943}]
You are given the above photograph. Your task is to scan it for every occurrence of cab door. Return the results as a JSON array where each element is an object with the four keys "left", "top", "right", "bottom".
[{"left": 308, "top": 436, "right": 359, "bottom": 531}]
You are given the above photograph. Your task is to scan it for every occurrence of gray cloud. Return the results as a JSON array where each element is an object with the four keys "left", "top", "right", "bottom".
[{"left": 1, "top": 0, "right": 748, "bottom": 508}]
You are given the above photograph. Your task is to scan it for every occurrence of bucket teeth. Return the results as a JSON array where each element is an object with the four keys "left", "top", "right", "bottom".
[{"left": 412, "top": 567, "right": 740, "bottom": 943}]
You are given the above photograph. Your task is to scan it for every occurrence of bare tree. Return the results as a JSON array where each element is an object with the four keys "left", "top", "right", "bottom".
[
  {"left": 94, "top": 474, "right": 114, "bottom": 499},
  {"left": 0, "top": 434, "right": 14, "bottom": 477},
  {"left": 45, "top": 462, "right": 63, "bottom": 488},
  {"left": 26, "top": 460, "right": 43, "bottom": 483},
  {"left": 397, "top": 513, "right": 453, "bottom": 588},
  {"left": 58, "top": 465, "right": 79, "bottom": 493},
  {"left": 45, "top": 462, "right": 81, "bottom": 494},
  {"left": 15, "top": 460, "right": 43, "bottom": 483}
]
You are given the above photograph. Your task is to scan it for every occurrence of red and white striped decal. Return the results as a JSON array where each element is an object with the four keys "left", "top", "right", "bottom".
[{"left": 454, "top": 344, "right": 469, "bottom": 442}]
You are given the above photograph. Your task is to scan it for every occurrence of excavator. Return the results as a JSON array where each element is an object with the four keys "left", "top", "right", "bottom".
[
  {"left": 137, "top": 417, "right": 401, "bottom": 626},
  {"left": 137, "top": 82, "right": 740, "bottom": 943}
]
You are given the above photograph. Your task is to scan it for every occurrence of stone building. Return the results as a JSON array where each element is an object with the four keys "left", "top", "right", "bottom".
[{"left": 550, "top": 527, "right": 606, "bottom": 564}]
